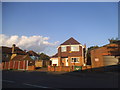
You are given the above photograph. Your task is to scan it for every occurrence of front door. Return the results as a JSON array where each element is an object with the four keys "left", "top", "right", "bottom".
[{"left": 65, "top": 58, "right": 68, "bottom": 66}]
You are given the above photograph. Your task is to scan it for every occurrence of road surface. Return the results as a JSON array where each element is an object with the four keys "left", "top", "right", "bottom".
[{"left": 2, "top": 70, "right": 119, "bottom": 89}]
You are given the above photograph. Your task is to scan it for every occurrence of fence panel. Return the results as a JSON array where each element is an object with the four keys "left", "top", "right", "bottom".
[
  {"left": 5, "top": 62, "right": 9, "bottom": 69},
  {"left": 9, "top": 61, "right": 14, "bottom": 69},
  {"left": 19, "top": 61, "right": 24, "bottom": 69},
  {"left": 14, "top": 61, "right": 19, "bottom": 70}
]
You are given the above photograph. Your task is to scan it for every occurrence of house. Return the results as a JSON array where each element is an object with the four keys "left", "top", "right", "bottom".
[
  {"left": 0, "top": 44, "right": 27, "bottom": 62},
  {"left": 50, "top": 53, "right": 58, "bottom": 66},
  {"left": 50, "top": 37, "right": 86, "bottom": 66},
  {"left": 1, "top": 44, "right": 36, "bottom": 70},
  {"left": 10, "top": 44, "right": 27, "bottom": 60},
  {"left": 1, "top": 44, "right": 36, "bottom": 62},
  {"left": 0, "top": 46, "right": 12, "bottom": 62},
  {"left": 27, "top": 50, "right": 40, "bottom": 60},
  {"left": 90, "top": 42, "right": 120, "bottom": 68}
]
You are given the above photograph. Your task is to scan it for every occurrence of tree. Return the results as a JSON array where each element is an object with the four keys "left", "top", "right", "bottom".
[
  {"left": 86, "top": 45, "right": 99, "bottom": 65},
  {"left": 108, "top": 37, "right": 119, "bottom": 44}
]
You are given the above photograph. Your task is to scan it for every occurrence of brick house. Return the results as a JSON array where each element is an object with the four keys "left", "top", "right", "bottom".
[
  {"left": 0, "top": 46, "right": 12, "bottom": 62},
  {"left": 1, "top": 44, "right": 37, "bottom": 62},
  {"left": 10, "top": 44, "right": 27, "bottom": 60},
  {"left": 90, "top": 42, "right": 120, "bottom": 68},
  {"left": 51, "top": 37, "right": 86, "bottom": 66},
  {"left": 27, "top": 50, "right": 40, "bottom": 60},
  {"left": 1, "top": 44, "right": 36, "bottom": 70}
]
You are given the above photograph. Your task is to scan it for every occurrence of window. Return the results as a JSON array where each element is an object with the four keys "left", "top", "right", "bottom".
[
  {"left": 71, "top": 46, "right": 79, "bottom": 51},
  {"left": 61, "top": 46, "right": 66, "bottom": 52},
  {"left": 95, "top": 58, "right": 99, "bottom": 62},
  {"left": 71, "top": 57, "right": 79, "bottom": 63}
]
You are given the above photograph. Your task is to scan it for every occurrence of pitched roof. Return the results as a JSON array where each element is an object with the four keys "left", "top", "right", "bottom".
[
  {"left": 0, "top": 46, "right": 26, "bottom": 55},
  {"left": 27, "top": 50, "right": 39, "bottom": 56},
  {"left": 61, "top": 37, "right": 80, "bottom": 45},
  {"left": 11, "top": 55, "right": 32, "bottom": 61},
  {"left": 1, "top": 46, "right": 12, "bottom": 54},
  {"left": 14, "top": 47, "right": 26, "bottom": 55},
  {"left": 51, "top": 53, "right": 58, "bottom": 58}
]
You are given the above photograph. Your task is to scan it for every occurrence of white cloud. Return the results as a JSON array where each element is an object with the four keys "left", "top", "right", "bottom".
[{"left": 0, "top": 34, "right": 59, "bottom": 55}]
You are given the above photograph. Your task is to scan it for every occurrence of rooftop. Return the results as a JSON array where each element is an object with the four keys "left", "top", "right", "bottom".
[{"left": 61, "top": 37, "right": 80, "bottom": 45}]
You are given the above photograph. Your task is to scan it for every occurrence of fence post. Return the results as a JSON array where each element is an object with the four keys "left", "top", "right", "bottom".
[
  {"left": 26, "top": 60, "right": 28, "bottom": 70},
  {"left": 23, "top": 60, "right": 25, "bottom": 70}
]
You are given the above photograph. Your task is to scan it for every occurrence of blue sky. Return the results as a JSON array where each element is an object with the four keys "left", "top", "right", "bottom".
[{"left": 2, "top": 2, "right": 118, "bottom": 55}]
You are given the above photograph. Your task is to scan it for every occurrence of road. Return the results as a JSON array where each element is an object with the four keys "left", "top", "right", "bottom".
[{"left": 2, "top": 70, "right": 119, "bottom": 89}]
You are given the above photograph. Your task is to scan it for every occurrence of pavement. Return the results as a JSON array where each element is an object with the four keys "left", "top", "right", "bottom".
[{"left": 2, "top": 70, "right": 119, "bottom": 89}]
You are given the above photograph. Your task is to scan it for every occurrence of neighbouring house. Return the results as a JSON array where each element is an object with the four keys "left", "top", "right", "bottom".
[
  {"left": 1, "top": 44, "right": 37, "bottom": 70},
  {"left": 27, "top": 50, "right": 40, "bottom": 60},
  {"left": 50, "top": 53, "right": 58, "bottom": 66},
  {"left": 1, "top": 44, "right": 38, "bottom": 62},
  {"left": 27, "top": 51, "right": 51, "bottom": 68},
  {"left": 50, "top": 37, "right": 87, "bottom": 66},
  {"left": 0, "top": 46, "right": 12, "bottom": 62},
  {"left": 10, "top": 44, "right": 27, "bottom": 60},
  {"left": 90, "top": 42, "right": 120, "bottom": 68}
]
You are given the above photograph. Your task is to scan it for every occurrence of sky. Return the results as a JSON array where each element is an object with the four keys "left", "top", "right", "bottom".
[{"left": 1, "top": 2, "right": 118, "bottom": 56}]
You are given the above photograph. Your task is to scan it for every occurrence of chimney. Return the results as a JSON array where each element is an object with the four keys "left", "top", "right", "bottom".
[
  {"left": 12, "top": 44, "right": 16, "bottom": 54},
  {"left": 84, "top": 44, "right": 86, "bottom": 49}
]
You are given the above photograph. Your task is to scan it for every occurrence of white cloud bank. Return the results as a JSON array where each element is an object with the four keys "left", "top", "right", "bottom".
[{"left": 0, "top": 34, "right": 59, "bottom": 55}]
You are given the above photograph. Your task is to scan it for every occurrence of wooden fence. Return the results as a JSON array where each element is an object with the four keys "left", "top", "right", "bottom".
[{"left": 1, "top": 60, "right": 35, "bottom": 70}]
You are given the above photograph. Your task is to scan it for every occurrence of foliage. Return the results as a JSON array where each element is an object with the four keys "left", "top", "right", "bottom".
[
  {"left": 87, "top": 45, "right": 99, "bottom": 51},
  {"left": 86, "top": 45, "right": 99, "bottom": 65},
  {"left": 108, "top": 37, "right": 120, "bottom": 44}
]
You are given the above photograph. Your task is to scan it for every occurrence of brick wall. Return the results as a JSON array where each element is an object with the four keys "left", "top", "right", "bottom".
[
  {"left": 91, "top": 43, "right": 119, "bottom": 68},
  {"left": 48, "top": 65, "right": 92, "bottom": 72},
  {"left": 48, "top": 66, "right": 73, "bottom": 72}
]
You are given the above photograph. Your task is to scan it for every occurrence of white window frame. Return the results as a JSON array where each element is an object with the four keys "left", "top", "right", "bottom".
[
  {"left": 61, "top": 46, "right": 66, "bottom": 52},
  {"left": 71, "top": 45, "right": 79, "bottom": 51},
  {"left": 71, "top": 57, "right": 80, "bottom": 63}
]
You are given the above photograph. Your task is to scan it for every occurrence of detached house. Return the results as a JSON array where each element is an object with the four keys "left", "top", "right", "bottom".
[
  {"left": 10, "top": 44, "right": 31, "bottom": 61},
  {"left": 51, "top": 37, "right": 86, "bottom": 67}
]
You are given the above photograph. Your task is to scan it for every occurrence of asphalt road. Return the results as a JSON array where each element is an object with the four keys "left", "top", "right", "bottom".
[{"left": 2, "top": 70, "right": 119, "bottom": 89}]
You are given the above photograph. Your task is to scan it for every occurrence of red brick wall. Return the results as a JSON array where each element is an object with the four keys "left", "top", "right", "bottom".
[
  {"left": 58, "top": 45, "right": 84, "bottom": 66},
  {"left": 48, "top": 66, "right": 92, "bottom": 72},
  {"left": 28, "top": 66, "right": 35, "bottom": 70},
  {"left": 58, "top": 46, "right": 82, "bottom": 57},
  {"left": 48, "top": 66, "right": 73, "bottom": 72}
]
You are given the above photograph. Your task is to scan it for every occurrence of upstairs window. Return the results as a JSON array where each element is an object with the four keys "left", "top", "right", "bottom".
[
  {"left": 61, "top": 46, "right": 66, "bottom": 52},
  {"left": 71, "top": 46, "right": 79, "bottom": 51},
  {"left": 71, "top": 57, "right": 79, "bottom": 63}
]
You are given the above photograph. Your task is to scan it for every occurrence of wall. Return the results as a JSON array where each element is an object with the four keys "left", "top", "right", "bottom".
[
  {"left": 50, "top": 58, "right": 58, "bottom": 66},
  {"left": 48, "top": 65, "right": 92, "bottom": 72},
  {"left": 91, "top": 43, "right": 119, "bottom": 68},
  {"left": 35, "top": 60, "right": 43, "bottom": 67},
  {"left": 58, "top": 45, "right": 85, "bottom": 66}
]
